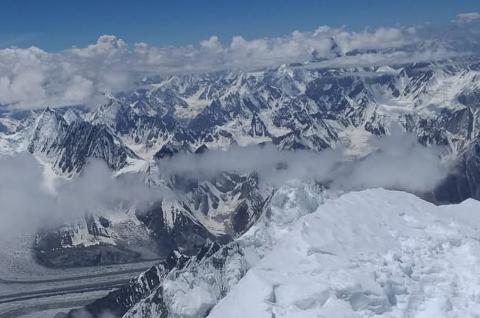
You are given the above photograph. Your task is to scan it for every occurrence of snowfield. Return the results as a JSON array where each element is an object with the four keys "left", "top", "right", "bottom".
[{"left": 207, "top": 188, "right": 480, "bottom": 318}]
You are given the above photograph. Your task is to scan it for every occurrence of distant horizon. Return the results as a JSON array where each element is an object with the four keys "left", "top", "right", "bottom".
[
  {"left": 1, "top": 0, "right": 479, "bottom": 51},
  {"left": 0, "top": 1, "right": 479, "bottom": 110}
]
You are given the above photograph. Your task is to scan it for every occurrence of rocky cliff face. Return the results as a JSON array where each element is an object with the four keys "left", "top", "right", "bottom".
[{"left": 28, "top": 108, "right": 139, "bottom": 175}]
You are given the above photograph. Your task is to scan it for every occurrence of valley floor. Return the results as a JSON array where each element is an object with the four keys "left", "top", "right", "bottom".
[{"left": 0, "top": 231, "right": 161, "bottom": 317}]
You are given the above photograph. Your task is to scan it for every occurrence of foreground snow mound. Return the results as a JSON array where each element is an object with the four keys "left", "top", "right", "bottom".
[{"left": 208, "top": 189, "right": 480, "bottom": 318}]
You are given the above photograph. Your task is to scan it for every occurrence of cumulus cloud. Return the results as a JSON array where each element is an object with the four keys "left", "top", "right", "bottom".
[
  {"left": 0, "top": 16, "right": 478, "bottom": 110},
  {"left": 332, "top": 26, "right": 417, "bottom": 52},
  {"left": 453, "top": 12, "right": 480, "bottom": 24},
  {"left": 70, "top": 34, "right": 128, "bottom": 58}
]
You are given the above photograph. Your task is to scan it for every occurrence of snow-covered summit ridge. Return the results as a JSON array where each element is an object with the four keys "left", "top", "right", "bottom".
[{"left": 208, "top": 188, "right": 480, "bottom": 318}]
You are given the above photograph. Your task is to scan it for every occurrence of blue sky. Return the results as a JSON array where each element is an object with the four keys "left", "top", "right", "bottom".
[{"left": 0, "top": 0, "right": 478, "bottom": 50}]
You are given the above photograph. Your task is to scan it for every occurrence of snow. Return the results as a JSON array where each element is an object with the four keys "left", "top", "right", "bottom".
[
  {"left": 337, "top": 126, "right": 374, "bottom": 158},
  {"left": 175, "top": 88, "right": 211, "bottom": 119},
  {"left": 208, "top": 189, "right": 480, "bottom": 318},
  {"left": 0, "top": 116, "right": 30, "bottom": 155},
  {"left": 114, "top": 157, "right": 148, "bottom": 176},
  {"left": 63, "top": 109, "right": 81, "bottom": 124},
  {"left": 0, "top": 130, "right": 27, "bottom": 154},
  {"left": 67, "top": 219, "right": 116, "bottom": 248},
  {"left": 121, "top": 137, "right": 167, "bottom": 161}
]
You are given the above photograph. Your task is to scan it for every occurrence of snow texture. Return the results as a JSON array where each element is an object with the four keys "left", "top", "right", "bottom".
[{"left": 208, "top": 188, "right": 480, "bottom": 318}]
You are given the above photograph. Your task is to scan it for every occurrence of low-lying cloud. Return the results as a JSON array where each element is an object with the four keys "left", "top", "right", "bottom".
[
  {"left": 158, "top": 131, "right": 448, "bottom": 193},
  {"left": 0, "top": 154, "right": 161, "bottom": 238},
  {"left": 0, "top": 131, "right": 452, "bottom": 239}
]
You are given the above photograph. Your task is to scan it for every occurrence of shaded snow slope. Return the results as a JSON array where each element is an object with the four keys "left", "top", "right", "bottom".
[{"left": 208, "top": 189, "right": 480, "bottom": 318}]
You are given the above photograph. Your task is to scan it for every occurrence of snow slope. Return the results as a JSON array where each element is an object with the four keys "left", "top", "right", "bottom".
[{"left": 208, "top": 189, "right": 480, "bottom": 318}]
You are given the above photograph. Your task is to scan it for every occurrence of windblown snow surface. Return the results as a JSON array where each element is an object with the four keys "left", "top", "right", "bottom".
[{"left": 205, "top": 188, "right": 480, "bottom": 318}]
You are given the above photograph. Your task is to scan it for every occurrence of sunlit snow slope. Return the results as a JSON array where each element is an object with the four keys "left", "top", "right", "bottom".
[{"left": 208, "top": 189, "right": 480, "bottom": 318}]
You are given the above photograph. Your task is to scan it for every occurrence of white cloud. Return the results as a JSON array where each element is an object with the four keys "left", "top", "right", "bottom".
[
  {"left": 62, "top": 75, "right": 94, "bottom": 104},
  {"left": 0, "top": 131, "right": 449, "bottom": 239},
  {"left": 453, "top": 12, "right": 480, "bottom": 24},
  {"left": 0, "top": 47, "right": 48, "bottom": 107},
  {"left": 0, "top": 67, "right": 47, "bottom": 105},
  {"left": 70, "top": 34, "right": 128, "bottom": 58},
  {"left": 0, "top": 18, "right": 476, "bottom": 110},
  {"left": 200, "top": 35, "right": 224, "bottom": 53},
  {"left": 0, "top": 154, "right": 163, "bottom": 238},
  {"left": 156, "top": 131, "right": 448, "bottom": 194}
]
